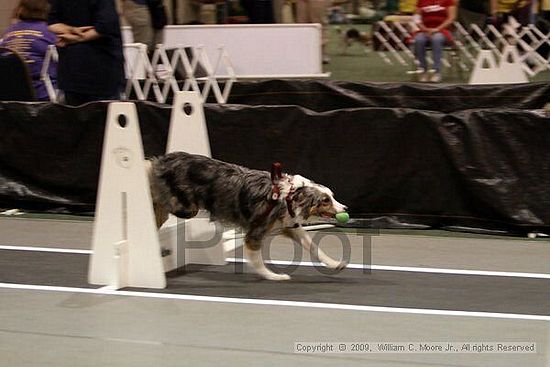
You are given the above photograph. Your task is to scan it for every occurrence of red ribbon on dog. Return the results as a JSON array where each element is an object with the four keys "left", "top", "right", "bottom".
[{"left": 271, "top": 162, "right": 282, "bottom": 200}]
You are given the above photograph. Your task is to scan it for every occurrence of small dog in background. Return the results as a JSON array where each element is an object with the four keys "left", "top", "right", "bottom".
[
  {"left": 338, "top": 27, "right": 372, "bottom": 55},
  {"left": 147, "top": 152, "right": 348, "bottom": 281}
]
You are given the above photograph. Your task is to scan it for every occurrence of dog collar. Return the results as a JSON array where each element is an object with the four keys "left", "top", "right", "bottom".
[
  {"left": 251, "top": 163, "right": 284, "bottom": 226},
  {"left": 254, "top": 163, "right": 312, "bottom": 226},
  {"left": 258, "top": 163, "right": 301, "bottom": 223},
  {"left": 271, "top": 163, "right": 311, "bottom": 218}
]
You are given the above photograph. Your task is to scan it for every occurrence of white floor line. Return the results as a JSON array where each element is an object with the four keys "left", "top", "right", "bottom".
[
  {"left": 228, "top": 258, "right": 550, "bottom": 280},
  {"left": 2, "top": 245, "right": 549, "bottom": 280},
  {"left": 0, "top": 245, "right": 92, "bottom": 254},
  {"left": 0, "top": 282, "right": 549, "bottom": 321}
]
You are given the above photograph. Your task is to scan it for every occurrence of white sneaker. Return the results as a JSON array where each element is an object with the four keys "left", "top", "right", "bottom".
[
  {"left": 419, "top": 72, "right": 429, "bottom": 82},
  {"left": 430, "top": 72, "right": 441, "bottom": 83}
]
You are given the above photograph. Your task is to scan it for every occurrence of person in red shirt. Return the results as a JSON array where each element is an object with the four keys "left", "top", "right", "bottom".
[{"left": 413, "top": 0, "right": 457, "bottom": 82}]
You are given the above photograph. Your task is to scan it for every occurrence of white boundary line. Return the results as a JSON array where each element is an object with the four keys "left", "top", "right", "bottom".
[
  {"left": 0, "top": 216, "right": 93, "bottom": 224},
  {"left": 228, "top": 258, "right": 550, "bottom": 280},
  {"left": 1, "top": 245, "right": 549, "bottom": 279},
  {"left": 0, "top": 282, "right": 549, "bottom": 321},
  {"left": 0, "top": 245, "right": 92, "bottom": 254}
]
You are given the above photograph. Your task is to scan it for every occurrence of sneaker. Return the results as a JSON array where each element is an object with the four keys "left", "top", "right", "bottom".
[
  {"left": 430, "top": 72, "right": 441, "bottom": 83},
  {"left": 419, "top": 72, "right": 429, "bottom": 82}
]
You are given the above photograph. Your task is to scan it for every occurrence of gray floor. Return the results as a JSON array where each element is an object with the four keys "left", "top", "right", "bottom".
[
  {"left": 2, "top": 217, "right": 550, "bottom": 272},
  {"left": 0, "top": 216, "right": 549, "bottom": 366},
  {"left": 2, "top": 248, "right": 549, "bottom": 315},
  {"left": 1, "top": 289, "right": 549, "bottom": 367}
]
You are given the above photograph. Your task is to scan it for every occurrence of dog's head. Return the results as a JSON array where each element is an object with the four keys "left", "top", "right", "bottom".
[
  {"left": 342, "top": 28, "right": 371, "bottom": 47},
  {"left": 285, "top": 175, "right": 347, "bottom": 220},
  {"left": 345, "top": 28, "right": 361, "bottom": 41}
]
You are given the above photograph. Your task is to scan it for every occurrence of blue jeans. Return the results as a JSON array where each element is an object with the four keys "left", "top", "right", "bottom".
[{"left": 414, "top": 32, "right": 446, "bottom": 73}]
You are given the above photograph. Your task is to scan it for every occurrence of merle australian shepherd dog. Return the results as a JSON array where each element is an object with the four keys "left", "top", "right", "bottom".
[{"left": 148, "top": 152, "right": 348, "bottom": 281}]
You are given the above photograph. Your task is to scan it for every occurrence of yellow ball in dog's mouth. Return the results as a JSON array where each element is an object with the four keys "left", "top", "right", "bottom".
[{"left": 335, "top": 212, "right": 350, "bottom": 224}]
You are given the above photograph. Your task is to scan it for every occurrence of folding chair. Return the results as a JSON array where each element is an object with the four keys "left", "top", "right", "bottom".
[{"left": 0, "top": 47, "right": 36, "bottom": 101}]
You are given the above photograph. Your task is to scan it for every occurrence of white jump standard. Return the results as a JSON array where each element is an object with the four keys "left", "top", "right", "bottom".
[{"left": 89, "top": 92, "right": 225, "bottom": 289}]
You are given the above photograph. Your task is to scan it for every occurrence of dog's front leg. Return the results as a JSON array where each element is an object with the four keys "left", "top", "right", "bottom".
[
  {"left": 244, "top": 239, "right": 291, "bottom": 281},
  {"left": 283, "top": 226, "right": 347, "bottom": 271}
]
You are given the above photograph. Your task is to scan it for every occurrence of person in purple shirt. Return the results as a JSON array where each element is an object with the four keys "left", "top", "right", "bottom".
[{"left": 0, "top": 0, "right": 57, "bottom": 101}]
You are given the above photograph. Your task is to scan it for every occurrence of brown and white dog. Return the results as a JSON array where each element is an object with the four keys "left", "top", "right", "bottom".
[
  {"left": 147, "top": 152, "right": 348, "bottom": 281},
  {"left": 339, "top": 27, "right": 372, "bottom": 55}
]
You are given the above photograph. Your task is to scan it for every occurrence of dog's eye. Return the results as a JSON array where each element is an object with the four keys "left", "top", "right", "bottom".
[{"left": 322, "top": 197, "right": 331, "bottom": 204}]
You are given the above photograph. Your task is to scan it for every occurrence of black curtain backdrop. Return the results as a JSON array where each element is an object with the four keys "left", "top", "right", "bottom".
[
  {"left": 222, "top": 80, "right": 550, "bottom": 112},
  {"left": 0, "top": 81, "right": 549, "bottom": 234}
]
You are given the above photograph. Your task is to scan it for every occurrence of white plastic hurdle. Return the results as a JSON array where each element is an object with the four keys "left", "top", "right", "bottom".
[
  {"left": 468, "top": 49, "right": 501, "bottom": 84},
  {"left": 469, "top": 45, "right": 528, "bottom": 84},
  {"left": 159, "top": 91, "right": 226, "bottom": 272},
  {"left": 89, "top": 102, "right": 166, "bottom": 289},
  {"left": 89, "top": 91, "right": 226, "bottom": 289}
]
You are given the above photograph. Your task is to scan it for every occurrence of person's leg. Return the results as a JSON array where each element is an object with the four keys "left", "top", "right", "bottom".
[
  {"left": 123, "top": 0, "right": 154, "bottom": 49},
  {"left": 153, "top": 28, "right": 164, "bottom": 47},
  {"left": 308, "top": 0, "right": 330, "bottom": 62},
  {"left": 260, "top": 0, "right": 275, "bottom": 23},
  {"left": 413, "top": 32, "right": 429, "bottom": 71},
  {"left": 430, "top": 32, "right": 446, "bottom": 73},
  {"left": 272, "top": 0, "right": 284, "bottom": 22},
  {"left": 164, "top": 0, "right": 174, "bottom": 24},
  {"left": 308, "top": 0, "right": 328, "bottom": 24},
  {"left": 249, "top": 0, "right": 274, "bottom": 23},
  {"left": 176, "top": 0, "right": 199, "bottom": 23},
  {"left": 296, "top": 0, "right": 309, "bottom": 23}
]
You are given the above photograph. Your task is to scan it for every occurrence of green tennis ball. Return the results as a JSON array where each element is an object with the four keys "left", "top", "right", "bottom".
[{"left": 335, "top": 212, "right": 350, "bottom": 224}]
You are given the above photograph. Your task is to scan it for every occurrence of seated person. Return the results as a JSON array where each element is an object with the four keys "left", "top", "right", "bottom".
[
  {"left": 0, "top": 0, "right": 57, "bottom": 101},
  {"left": 412, "top": 0, "right": 457, "bottom": 82}
]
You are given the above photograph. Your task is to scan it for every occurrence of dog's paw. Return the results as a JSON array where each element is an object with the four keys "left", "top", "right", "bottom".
[
  {"left": 327, "top": 261, "right": 348, "bottom": 271},
  {"left": 265, "top": 273, "right": 291, "bottom": 281}
]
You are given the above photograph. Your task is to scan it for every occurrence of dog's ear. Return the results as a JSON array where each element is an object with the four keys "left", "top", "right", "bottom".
[{"left": 271, "top": 162, "right": 283, "bottom": 182}]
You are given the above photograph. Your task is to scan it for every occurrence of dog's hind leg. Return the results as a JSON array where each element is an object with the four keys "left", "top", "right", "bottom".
[
  {"left": 244, "top": 239, "right": 291, "bottom": 281},
  {"left": 283, "top": 226, "right": 347, "bottom": 271},
  {"left": 153, "top": 202, "right": 169, "bottom": 229}
]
